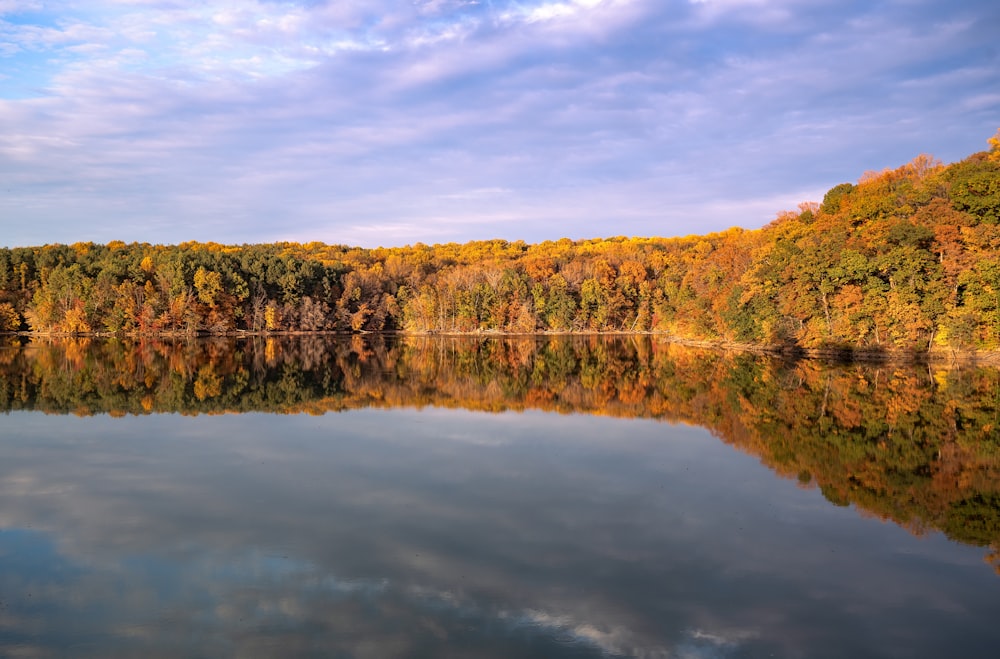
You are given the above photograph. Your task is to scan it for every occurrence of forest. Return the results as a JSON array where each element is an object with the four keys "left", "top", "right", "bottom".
[
  {"left": 1, "top": 334, "right": 998, "bottom": 572},
  {"left": 1, "top": 132, "right": 1000, "bottom": 354}
]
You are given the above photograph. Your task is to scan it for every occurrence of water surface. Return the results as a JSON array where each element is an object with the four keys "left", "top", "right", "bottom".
[{"left": 0, "top": 336, "right": 998, "bottom": 658}]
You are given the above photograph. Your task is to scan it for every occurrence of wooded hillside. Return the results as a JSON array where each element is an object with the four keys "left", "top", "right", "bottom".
[{"left": 2, "top": 132, "right": 999, "bottom": 353}]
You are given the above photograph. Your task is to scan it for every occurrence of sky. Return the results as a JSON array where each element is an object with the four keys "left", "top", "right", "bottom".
[{"left": 0, "top": 0, "right": 998, "bottom": 249}]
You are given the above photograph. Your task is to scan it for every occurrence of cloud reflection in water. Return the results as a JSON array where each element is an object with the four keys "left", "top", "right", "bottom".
[{"left": 0, "top": 408, "right": 996, "bottom": 658}]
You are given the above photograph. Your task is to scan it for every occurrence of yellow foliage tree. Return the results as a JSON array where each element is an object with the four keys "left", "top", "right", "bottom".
[
  {"left": 264, "top": 303, "right": 283, "bottom": 331},
  {"left": 61, "top": 304, "right": 91, "bottom": 334},
  {"left": 989, "top": 128, "right": 1000, "bottom": 163},
  {"left": 0, "top": 302, "right": 19, "bottom": 332}
]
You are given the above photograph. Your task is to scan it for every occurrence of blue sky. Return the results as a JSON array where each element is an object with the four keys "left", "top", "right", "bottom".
[{"left": 1, "top": 0, "right": 998, "bottom": 248}]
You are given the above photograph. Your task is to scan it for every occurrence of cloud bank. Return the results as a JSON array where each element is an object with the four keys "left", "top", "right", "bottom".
[{"left": 0, "top": 0, "right": 997, "bottom": 247}]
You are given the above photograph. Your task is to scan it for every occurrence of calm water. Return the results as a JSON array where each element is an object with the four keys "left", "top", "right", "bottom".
[{"left": 0, "top": 336, "right": 998, "bottom": 658}]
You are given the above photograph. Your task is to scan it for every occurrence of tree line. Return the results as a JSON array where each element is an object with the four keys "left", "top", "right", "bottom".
[{"left": 2, "top": 132, "right": 999, "bottom": 353}]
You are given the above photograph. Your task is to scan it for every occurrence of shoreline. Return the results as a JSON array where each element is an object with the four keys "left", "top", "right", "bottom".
[{"left": 4, "top": 329, "right": 998, "bottom": 363}]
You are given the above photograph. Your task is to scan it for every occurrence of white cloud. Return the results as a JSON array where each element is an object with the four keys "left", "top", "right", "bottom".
[
  {"left": 522, "top": 0, "right": 601, "bottom": 23},
  {"left": 0, "top": 0, "right": 41, "bottom": 14},
  {"left": 0, "top": 0, "right": 996, "bottom": 247}
]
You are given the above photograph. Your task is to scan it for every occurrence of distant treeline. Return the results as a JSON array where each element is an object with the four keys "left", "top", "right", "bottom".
[
  {"left": 2, "top": 133, "right": 1000, "bottom": 352},
  {"left": 2, "top": 334, "right": 998, "bottom": 570}
]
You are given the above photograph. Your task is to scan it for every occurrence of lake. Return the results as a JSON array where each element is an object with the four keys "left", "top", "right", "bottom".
[{"left": 0, "top": 335, "right": 998, "bottom": 658}]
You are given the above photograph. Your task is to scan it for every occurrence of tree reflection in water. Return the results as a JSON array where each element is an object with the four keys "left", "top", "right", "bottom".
[{"left": 1, "top": 334, "right": 998, "bottom": 571}]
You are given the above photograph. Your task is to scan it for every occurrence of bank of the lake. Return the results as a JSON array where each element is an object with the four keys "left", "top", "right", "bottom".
[{"left": 8, "top": 328, "right": 1000, "bottom": 364}]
